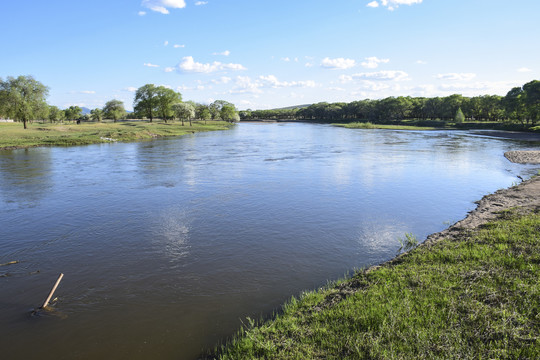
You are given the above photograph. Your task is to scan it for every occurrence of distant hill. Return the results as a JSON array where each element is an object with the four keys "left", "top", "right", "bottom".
[
  {"left": 81, "top": 107, "right": 91, "bottom": 115},
  {"left": 271, "top": 104, "right": 311, "bottom": 111}
]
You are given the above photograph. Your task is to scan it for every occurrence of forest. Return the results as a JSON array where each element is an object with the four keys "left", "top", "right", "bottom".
[{"left": 240, "top": 80, "right": 540, "bottom": 129}]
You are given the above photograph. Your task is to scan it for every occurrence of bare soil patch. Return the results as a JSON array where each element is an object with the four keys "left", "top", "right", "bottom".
[{"left": 504, "top": 150, "right": 540, "bottom": 164}]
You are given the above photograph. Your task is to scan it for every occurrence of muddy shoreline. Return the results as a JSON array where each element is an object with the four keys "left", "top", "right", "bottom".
[{"left": 423, "top": 175, "right": 540, "bottom": 246}]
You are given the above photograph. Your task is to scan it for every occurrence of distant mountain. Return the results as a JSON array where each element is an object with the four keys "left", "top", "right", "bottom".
[{"left": 81, "top": 107, "right": 91, "bottom": 115}]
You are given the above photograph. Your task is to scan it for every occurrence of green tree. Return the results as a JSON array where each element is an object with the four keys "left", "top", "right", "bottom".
[
  {"left": 0, "top": 75, "right": 49, "bottom": 129},
  {"left": 103, "top": 99, "right": 125, "bottom": 122},
  {"left": 64, "top": 106, "right": 82, "bottom": 121},
  {"left": 523, "top": 80, "right": 540, "bottom": 125},
  {"left": 503, "top": 87, "right": 526, "bottom": 125},
  {"left": 155, "top": 86, "right": 182, "bottom": 122},
  {"left": 221, "top": 104, "right": 240, "bottom": 123},
  {"left": 209, "top": 100, "right": 235, "bottom": 120},
  {"left": 48, "top": 105, "right": 65, "bottom": 123},
  {"left": 133, "top": 84, "right": 158, "bottom": 122},
  {"left": 196, "top": 104, "right": 212, "bottom": 124},
  {"left": 90, "top": 108, "right": 103, "bottom": 122},
  {"left": 172, "top": 102, "right": 195, "bottom": 126},
  {"left": 454, "top": 107, "right": 465, "bottom": 124}
]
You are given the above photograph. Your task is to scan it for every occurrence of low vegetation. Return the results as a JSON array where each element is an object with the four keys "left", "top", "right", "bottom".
[
  {"left": 0, "top": 121, "right": 232, "bottom": 150},
  {"left": 334, "top": 122, "right": 440, "bottom": 131},
  {"left": 216, "top": 209, "right": 540, "bottom": 359}
]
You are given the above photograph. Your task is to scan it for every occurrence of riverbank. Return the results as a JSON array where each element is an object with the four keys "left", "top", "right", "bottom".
[
  {"left": 0, "top": 121, "right": 233, "bottom": 150},
  {"left": 214, "top": 175, "right": 540, "bottom": 359},
  {"left": 333, "top": 122, "right": 441, "bottom": 130}
]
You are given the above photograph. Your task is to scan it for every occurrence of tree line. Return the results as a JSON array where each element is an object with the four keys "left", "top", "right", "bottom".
[
  {"left": 0, "top": 75, "right": 240, "bottom": 129},
  {"left": 240, "top": 80, "right": 540, "bottom": 128}
]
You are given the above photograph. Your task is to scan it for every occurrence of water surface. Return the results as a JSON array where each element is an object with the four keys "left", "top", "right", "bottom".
[{"left": 0, "top": 123, "right": 538, "bottom": 359}]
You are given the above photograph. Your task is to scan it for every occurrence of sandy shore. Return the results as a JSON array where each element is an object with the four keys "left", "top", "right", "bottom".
[{"left": 504, "top": 150, "right": 540, "bottom": 164}]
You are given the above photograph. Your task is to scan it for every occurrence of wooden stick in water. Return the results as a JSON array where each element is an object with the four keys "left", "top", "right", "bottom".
[{"left": 41, "top": 273, "right": 64, "bottom": 309}]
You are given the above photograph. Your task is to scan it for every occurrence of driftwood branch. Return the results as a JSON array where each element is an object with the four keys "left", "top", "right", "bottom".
[{"left": 41, "top": 273, "right": 64, "bottom": 309}]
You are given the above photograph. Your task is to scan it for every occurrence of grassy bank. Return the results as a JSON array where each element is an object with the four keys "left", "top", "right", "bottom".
[
  {"left": 0, "top": 121, "right": 233, "bottom": 150},
  {"left": 334, "top": 120, "right": 540, "bottom": 132},
  {"left": 334, "top": 122, "right": 440, "bottom": 130},
  {"left": 216, "top": 208, "right": 540, "bottom": 359}
]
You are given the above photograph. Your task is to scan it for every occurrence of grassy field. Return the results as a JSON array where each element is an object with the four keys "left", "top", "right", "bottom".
[
  {"left": 216, "top": 209, "right": 540, "bottom": 359},
  {"left": 0, "top": 121, "right": 233, "bottom": 150}
]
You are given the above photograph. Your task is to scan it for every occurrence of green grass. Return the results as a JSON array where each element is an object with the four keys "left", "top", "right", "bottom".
[
  {"left": 216, "top": 209, "right": 540, "bottom": 359},
  {"left": 0, "top": 120, "right": 233, "bottom": 149},
  {"left": 334, "top": 122, "right": 440, "bottom": 131}
]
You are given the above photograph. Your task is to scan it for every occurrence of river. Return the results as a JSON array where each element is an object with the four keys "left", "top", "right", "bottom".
[{"left": 0, "top": 123, "right": 538, "bottom": 359}]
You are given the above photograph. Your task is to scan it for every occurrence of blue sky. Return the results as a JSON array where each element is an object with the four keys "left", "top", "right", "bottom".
[{"left": 1, "top": 0, "right": 539, "bottom": 110}]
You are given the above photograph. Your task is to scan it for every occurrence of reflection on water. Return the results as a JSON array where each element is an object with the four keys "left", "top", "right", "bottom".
[
  {"left": 0, "top": 123, "right": 538, "bottom": 359},
  {"left": 0, "top": 148, "right": 53, "bottom": 207}
]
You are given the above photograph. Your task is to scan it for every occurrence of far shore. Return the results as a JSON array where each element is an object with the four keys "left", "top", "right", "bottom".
[{"left": 0, "top": 121, "right": 233, "bottom": 151}]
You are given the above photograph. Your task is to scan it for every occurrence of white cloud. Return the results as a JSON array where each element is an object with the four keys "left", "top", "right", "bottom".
[
  {"left": 416, "top": 60, "right": 428, "bottom": 65},
  {"left": 230, "top": 76, "right": 263, "bottom": 94},
  {"left": 164, "top": 40, "right": 169, "bottom": 46},
  {"left": 370, "top": 0, "right": 423, "bottom": 11},
  {"left": 164, "top": 67, "right": 175, "bottom": 72},
  {"left": 212, "top": 76, "right": 232, "bottom": 84},
  {"left": 360, "top": 80, "right": 392, "bottom": 91},
  {"left": 517, "top": 67, "right": 532, "bottom": 73},
  {"left": 144, "top": 62, "right": 160, "bottom": 68},
  {"left": 176, "top": 56, "right": 246, "bottom": 73},
  {"left": 138, "top": 11, "right": 147, "bottom": 16},
  {"left": 229, "top": 75, "right": 316, "bottom": 94},
  {"left": 174, "top": 44, "right": 185, "bottom": 48},
  {"left": 305, "top": 62, "right": 314, "bottom": 68},
  {"left": 124, "top": 87, "right": 138, "bottom": 92},
  {"left": 195, "top": 1, "right": 208, "bottom": 5},
  {"left": 436, "top": 73, "right": 476, "bottom": 81},
  {"left": 339, "top": 75, "right": 353, "bottom": 83},
  {"left": 80, "top": 90, "right": 96, "bottom": 94},
  {"left": 321, "top": 57, "right": 356, "bottom": 70},
  {"left": 361, "top": 56, "right": 390, "bottom": 69},
  {"left": 213, "top": 50, "right": 231, "bottom": 56},
  {"left": 141, "top": 0, "right": 186, "bottom": 15},
  {"left": 352, "top": 70, "right": 410, "bottom": 81},
  {"left": 281, "top": 57, "right": 291, "bottom": 62},
  {"left": 436, "top": 81, "right": 520, "bottom": 96},
  {"left": 259, "top": 75, "right": 317, "bottom": 88}
]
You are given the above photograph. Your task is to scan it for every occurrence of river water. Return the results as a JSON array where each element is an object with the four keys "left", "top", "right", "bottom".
[{"left": 0, "top": 123, "right": 538, "bottom": 359}]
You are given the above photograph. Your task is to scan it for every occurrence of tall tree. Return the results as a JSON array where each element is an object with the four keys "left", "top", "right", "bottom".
[
  {"left": 196, "top": 104, "right": 212, "bottom": 124},
  {"left": 172, "top": 102, "right": 195, "bottom": 126},
  {"left": 0, "top": 75, "right": 49, "bottom": 129},
  {"left": 103, "top": 99, "right": 125, "bottom": 122},
  {"left": 48, "top": 105, "right": 65, "bottom": 123},
  {"left": 454, "top": 107, "right": 465, "bottom": 124},
  {"left": 90, "top": 108, "right": 103, "bottom": 122},
  {"left": 503, "top": 87, "right": 525, "bottom": 125},
  {"left": 155, "top": 86, "right": 182, "bottom": 122},
  {"left": 64, "top": 106, "right": 82, "bottom": 121},
  {"left": 220, "top": 104, "right": 240, "bottom": 123},
  {"left": 523, "top": 80, "right": 540, "bottom": 125},
  {"left": 133, "top": 84, "right": 158, "bottom": 122},
  {"left": 209, "top": 100, "right": 235, "bottom": 120}
]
